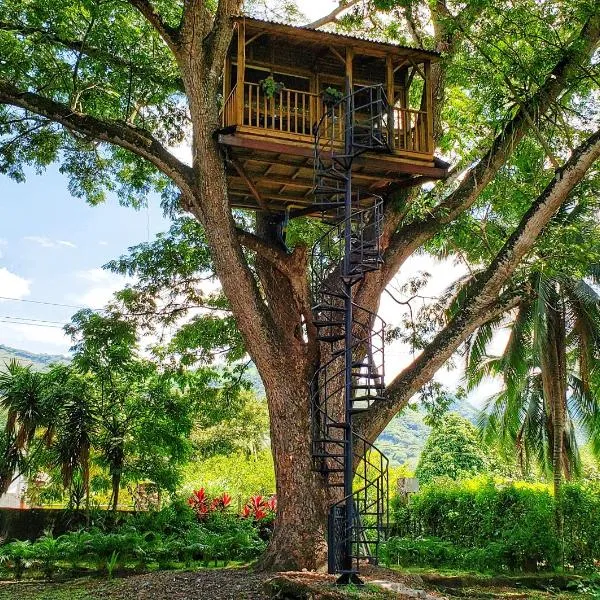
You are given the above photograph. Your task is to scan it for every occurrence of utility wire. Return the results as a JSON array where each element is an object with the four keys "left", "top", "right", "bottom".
[
  {"left": 0, "top": 296, "right": 94, "bottom": 310},
  {"left": 0, "top": 315, "right": 67, "bottom": 325},
  {"left": 0, "top": 318, "right": 65, "bottom": 329}
]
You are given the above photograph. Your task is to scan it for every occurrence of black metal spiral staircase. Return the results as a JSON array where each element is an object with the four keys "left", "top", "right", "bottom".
[{"left": 310, "top": 84, "right": 390, "bottom": 583}]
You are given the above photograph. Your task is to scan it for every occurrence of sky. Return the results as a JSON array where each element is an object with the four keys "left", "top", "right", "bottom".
[
  {"left": 0, "top": 0, "right": 334, "bottom": 357},
  {"left": 0, "top": 166, "right": 169, "bottom": 354},
  {"left": 0, "top": 0, "right": 502, "bottom": 403}
]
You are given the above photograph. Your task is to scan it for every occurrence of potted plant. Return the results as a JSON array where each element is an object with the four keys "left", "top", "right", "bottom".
[
  {"left": 321, "top": 86, "right": 344, "bottom": 107},
  {"left": 259, "top": 75, "right": 285, "bottom": 98}
]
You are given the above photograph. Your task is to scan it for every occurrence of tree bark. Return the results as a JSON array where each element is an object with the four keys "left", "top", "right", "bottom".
[
  {"left": 540, "top": 291, "right": 567, "bottom": 544},
  {"left": 257, "top": 359, "right": 330, "bottom": 570}
]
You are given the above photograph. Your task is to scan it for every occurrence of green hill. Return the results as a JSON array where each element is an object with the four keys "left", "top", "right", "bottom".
[
  {"left": 377, "top": 400, "right": 480, "bottom": 468},
  {"left": 0, "top": 345, "right": 69, "bottom": 370}
]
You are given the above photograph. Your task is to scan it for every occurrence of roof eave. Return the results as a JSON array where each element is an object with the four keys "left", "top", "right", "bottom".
[{"left": 232, "top": 16, "right": 441, "bottom": 62}]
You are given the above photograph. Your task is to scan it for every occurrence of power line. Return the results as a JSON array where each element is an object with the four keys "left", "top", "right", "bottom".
[
  {"left": 0, "top": 315, "right": 67, "bottom": 325},
  {"left": 0, "top": 318, "right": 65, "bottom": 329},
  {"left": 0, "top": 296, "right": 93, "bottom": 310}
]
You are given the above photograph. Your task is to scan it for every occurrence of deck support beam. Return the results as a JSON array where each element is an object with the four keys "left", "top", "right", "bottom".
[{"left": 229, "top": 157, "right": 269, "bottom": 211}]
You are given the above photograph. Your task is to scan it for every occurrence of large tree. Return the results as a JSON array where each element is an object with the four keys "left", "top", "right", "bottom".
[{"left": 1, "top": 0, "right": 599, "bottom": 569}]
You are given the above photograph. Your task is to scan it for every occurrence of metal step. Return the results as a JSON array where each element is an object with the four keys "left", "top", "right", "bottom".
[
  {"left": 316, "top": 334, "right": 345, "bottom": 343},
  {"left": 352, "top": 384, "right": 385, "bottom": 391},
  {"left": 313, "top": 320, "right": 345, "bottom": 328}
]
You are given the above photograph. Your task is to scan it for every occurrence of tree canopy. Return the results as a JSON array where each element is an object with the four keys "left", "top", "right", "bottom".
[
  {"left": 415, "top": 413, "right": 490, "bottom": 483},
  {"left": 1, "top": 0, "right": 599, "bottom": 569}
]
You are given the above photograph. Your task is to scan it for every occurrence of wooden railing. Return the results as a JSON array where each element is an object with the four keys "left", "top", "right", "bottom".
[
  {"left": 388, "top": 108, "right": 431, "bottom": 154},
  {"left": 221, "top": 85, "right": 238, "bottom": 128},
  {"left": 221, "top": 82, "right": 433, "bottom": 156},
  {"left": 243, "top": 82, "right": 323, "bottom": 137}
]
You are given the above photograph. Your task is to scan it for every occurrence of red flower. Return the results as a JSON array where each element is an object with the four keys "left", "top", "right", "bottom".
[
  {"left": 188, "top": 488, "right": 232, "bottom": 521},
  {"left": 240, "top": 493, "right": 276, "bottom": 520}
]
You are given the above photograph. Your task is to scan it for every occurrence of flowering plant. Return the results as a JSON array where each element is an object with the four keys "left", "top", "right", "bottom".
[
  {"left": 241, "top": 494, "right": 277, "bottom": 521},
  {"left": 188, "top": 488, "right": 232, "bottom": 521}
]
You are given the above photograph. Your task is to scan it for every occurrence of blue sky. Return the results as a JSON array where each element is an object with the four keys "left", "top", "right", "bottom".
[{"left": 0, "top": 166, "right": 170, "bottom": 355}]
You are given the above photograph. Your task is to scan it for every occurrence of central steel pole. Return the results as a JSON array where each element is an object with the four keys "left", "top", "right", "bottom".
[{"left": 340, "top": 78, "right": 359, "bottom": 584}]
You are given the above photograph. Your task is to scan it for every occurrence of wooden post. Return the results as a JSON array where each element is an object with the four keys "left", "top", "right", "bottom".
[
  {"left": 424, "top": 60, "right": 433, "bottom": 154},
  {"left": 400, "top": 67, "right": 408, "bottom": 109},
  {"left": 386, "top": 55, "right": 395, "bottom": 150},
  {"left": 236, "top": 20, "right": 245, "bottom": 124},
  {"left": 223, "top": 55, "right": 231, "bottom": 98},
  {"left": 345, "top": 47, "right": 354, "bottom": 93}
]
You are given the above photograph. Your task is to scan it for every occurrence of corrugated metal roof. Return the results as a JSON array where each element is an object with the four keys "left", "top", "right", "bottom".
[{"left": 234, "top": 16, "right": 440, "bottom": 59}]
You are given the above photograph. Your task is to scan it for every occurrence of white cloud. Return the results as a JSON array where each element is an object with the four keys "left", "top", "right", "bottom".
[
  {"left": 24, "top": 236, "right": 76, "bottom": 249},
  {"left": 0, "top": 268, "right": 31, "bottom": 300},
  {"left": 74, "top": 268, "right": 126, "bottom": 308},
  {"left": 0, "top": 321, "right": 70, "bottom": 353},
  {"left": 99, "top": 240, "right": 109, "bottom": 246}
]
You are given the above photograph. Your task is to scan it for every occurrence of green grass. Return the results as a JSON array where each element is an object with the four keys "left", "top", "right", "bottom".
[{"left": 0, "top": 578, "right": 117, "bottom": 600}]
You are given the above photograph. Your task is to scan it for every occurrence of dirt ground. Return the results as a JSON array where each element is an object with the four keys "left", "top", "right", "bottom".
[{"left": 0, "top": 567, "right": 590, "bottom": 600}]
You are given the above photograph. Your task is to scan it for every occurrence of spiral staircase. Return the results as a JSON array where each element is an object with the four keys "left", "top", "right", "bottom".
[{"left": 310, "top": 84, "right": 390, "bottom": 583}]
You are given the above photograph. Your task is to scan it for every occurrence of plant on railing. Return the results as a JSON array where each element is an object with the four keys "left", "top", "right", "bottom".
[
  {"left": 259, "top": 76, "right": 284, "bottom": 98},
  {"left": 321, "top": 87, "right": 344, "bottom": 107}
]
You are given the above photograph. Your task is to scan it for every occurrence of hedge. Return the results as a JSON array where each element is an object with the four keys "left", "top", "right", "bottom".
[{"left": 387, "top": 478, "right": 600, "bottom": 572}]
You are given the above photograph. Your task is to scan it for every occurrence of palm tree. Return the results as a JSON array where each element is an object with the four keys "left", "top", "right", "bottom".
[
  {"left": 45, "top": 365, "right": 96, "bottom": 509},
  {"left": 465, "top": 271, "right": 600, "bottom": 500},
  {"left": 0, "top": 361, "right": 50, "bottom": 493}
]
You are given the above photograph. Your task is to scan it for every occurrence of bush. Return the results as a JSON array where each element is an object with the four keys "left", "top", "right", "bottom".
[
  {"left": 389, "top": 478, "right": 600, "bottom": 572},
  {"left": 0, "top": 502, "right": 266, "bottom": 580}
]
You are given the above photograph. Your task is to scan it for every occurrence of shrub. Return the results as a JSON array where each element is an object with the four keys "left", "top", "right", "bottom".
[
  {"left": 0, "top": 500, "right": 267, "bottom": 580},
  {"left": 389, "top": 478, "right": 600, "bottom": 572},
  {"left": 1, "top": 540, "right": 33, "bottom": 580}
]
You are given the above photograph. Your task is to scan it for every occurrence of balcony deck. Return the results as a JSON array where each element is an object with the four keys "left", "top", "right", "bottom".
[{"left": 217, "top": 17, "right": 449, "bottom": 215}]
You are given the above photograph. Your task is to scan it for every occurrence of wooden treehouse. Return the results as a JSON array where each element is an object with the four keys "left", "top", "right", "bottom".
[
  {"left": 218, "top": 17, "right": 448, "bottom": 216},
  {"left": 218, "top": 18, "right": 450, "bottom": 578}
]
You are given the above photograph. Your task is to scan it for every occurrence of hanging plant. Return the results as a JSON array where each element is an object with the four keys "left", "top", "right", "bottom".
[
  {"left": 321, "top": 86, "right": 344, "bottom": 107},
  {"left": 260, "top": 75, "right": 285, "bottom": 98}
]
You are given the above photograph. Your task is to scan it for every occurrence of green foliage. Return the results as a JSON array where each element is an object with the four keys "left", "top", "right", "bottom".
[
  {"left": 389, "top": 478, "right": 600, "bottom": 572},
  {"left": 182, "top": 449, "right": 275, "bottom": 499},
  {"left": 0, "top": 503, "right": 266, "bottom": 580},
  {"left": 1, "top": 308, "right": 262, "bottom": 509},
  {"left": 377, "top": 399, "right": 480, "bottom": 468},
  {"left": 415, "top": 413, "right": 489, "bottom": 483},
  {"left": 259, "top": 76, "right": 284, "bottom": 98}
]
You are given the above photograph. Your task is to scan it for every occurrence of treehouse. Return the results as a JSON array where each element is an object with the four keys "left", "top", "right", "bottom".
[{"left": 218, "top": 17, "right": 448, "bottom": 216}]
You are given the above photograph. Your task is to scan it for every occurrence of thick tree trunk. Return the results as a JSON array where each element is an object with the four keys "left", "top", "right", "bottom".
[{"left": 258, "top": 363, "right": 330, "bottom": 570}]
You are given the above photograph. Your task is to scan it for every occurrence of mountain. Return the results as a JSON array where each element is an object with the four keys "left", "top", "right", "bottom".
[{"left": 0, "top": 345, "right": 69, "bottom": 371}]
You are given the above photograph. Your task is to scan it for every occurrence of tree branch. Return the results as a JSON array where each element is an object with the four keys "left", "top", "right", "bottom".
[
  {"left": 0, "top": 81, "right": 194, "bottom": 195},
  {"left": 236, "top": 228, "right": 293, "bottom": 275},
  {"left": 0, "top": 20, "right": 184, "bottom": 93},
  {"left": 381, "top": 12, "right": 600, "bottom": 284},
  {"left": 359, "top": 127, "right": 600, "bottom": 443},
  {"left": 204, "top": 0, "right": 243, "bottom": 75},
  {"left": 305, "top": 0, "right": 362, "bottom": 29},
  {"left": 127, "top": 0, "right": 180, "bottom": 52}
]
